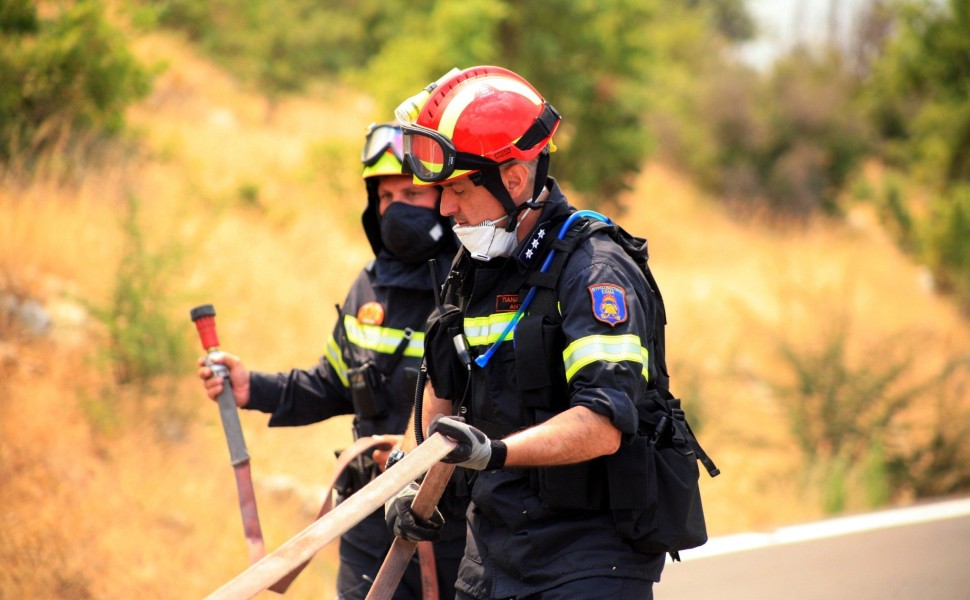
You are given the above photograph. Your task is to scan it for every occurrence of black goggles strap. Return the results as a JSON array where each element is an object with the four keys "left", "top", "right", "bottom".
[
  {"left": 454, "top": 152, "right": 500, "bottom": 173},
  {"left": 471, "top": 165, "right": 526, "bottom": 232},
  {"left": 515, "top": 103, "right": 560, "bottom": 153},
  {"left": 464, "top": 151, "right": 551, "bottom": 232}
]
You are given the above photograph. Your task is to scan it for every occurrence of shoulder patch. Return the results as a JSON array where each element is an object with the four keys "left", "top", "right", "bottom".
[
  {"left": 588, "top": 283, "right": 628, "bottom": 327},
  {"left": 357, "top": 301, "right": 385, "bottom": 325}
]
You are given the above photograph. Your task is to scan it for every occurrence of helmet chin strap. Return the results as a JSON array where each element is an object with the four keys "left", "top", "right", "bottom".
[{"left": 472, "top": 150, "right": 551, "bottom": 232}]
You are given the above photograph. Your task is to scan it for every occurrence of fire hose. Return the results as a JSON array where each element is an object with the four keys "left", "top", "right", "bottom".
[
  {"left": 193, "top": 304, "right": 450, "bottom": 598},
  {"left": 204, "top": 433, "right": 456, "bottom": 600},
  {"left": 190, "top": 305, "right": 268, "bottom": 568}
]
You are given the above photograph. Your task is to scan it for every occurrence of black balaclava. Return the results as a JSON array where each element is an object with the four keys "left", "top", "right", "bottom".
[
  {"left": 379, "top": 202, "right": 449, "bottom": 264},
  {"left": 362, "top": 178, "right": 453, "bottom": 262}
]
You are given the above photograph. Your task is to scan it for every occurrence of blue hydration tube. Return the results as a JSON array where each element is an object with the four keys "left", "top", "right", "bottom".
[{"left": 474, "top": 210, "right": 613, "bottom": 368}]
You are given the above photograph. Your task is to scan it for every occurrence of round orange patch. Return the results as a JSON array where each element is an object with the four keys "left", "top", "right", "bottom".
[{"left": 357, "top": 301, "right": 385, "bottom": 325}]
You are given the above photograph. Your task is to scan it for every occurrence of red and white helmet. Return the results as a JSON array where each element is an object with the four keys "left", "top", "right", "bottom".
[{"left": 397, "top": 66, "right": 560, "bottom": 227}]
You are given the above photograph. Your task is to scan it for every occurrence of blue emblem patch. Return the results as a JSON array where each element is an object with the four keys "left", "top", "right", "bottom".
[{"left": 589, "top": 283, "right": 628, "bottom": 326}]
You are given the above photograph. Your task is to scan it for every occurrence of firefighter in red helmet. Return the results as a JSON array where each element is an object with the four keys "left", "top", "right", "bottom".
[{"left": 385, "top": 67, "right": 668, "bottom": 599}]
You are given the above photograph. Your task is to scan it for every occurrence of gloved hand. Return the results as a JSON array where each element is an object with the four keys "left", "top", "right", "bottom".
[
  {"left": 385, "top": 482, "right": 444, "bottom": 542},
  {"left": 428, "top": 415, "right": 507, "bottom": 471}
]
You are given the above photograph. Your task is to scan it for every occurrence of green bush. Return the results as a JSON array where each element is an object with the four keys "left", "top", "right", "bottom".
[
  {"left": 149, "top": 0, "right": 366, "bottom": 106},
  {"left": 770, "top": 318, "right": 970, "bottom": 512},
  {"left": 925, "top": 185, "right": 970, "bottom": 312},
  {"left": 873, "top": 175, "right": 918, "bottom": 254},
  {"left": 663, "top": 48, "right": 872, "bottom": 218},
  {"left": 862, "top": 0, "right": 970, "bottom": 311},
  {"left": 90, "top": 195, "right": 187, "bottom": 387},
  {"left": 0, "top": 0, "right": 38, "bottom": 34},
  {"left": 0, "top": 0, "right": 151, "bottom": 169}
]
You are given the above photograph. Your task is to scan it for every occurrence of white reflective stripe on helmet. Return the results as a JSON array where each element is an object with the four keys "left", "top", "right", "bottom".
[{"left": 437, "top": 74, "right": 545, "bottom": 142}]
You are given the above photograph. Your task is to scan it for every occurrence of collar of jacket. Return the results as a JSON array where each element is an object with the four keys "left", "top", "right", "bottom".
[
  {"left": 512, "top": 177, "right": 574, "bottom": 273},
  {"left": 372, "top": 247, "right": 455, "bottom": 291}
]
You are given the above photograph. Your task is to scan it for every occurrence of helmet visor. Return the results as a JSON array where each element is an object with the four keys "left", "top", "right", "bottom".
[{"left": 362, "top": 124, "right": 404, "bottom": 167}]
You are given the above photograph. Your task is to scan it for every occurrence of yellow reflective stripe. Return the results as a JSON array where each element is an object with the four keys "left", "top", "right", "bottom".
[
  {"left": 562, "top": 334, "right": 649, "bottom": 383},
  {"left": 342, "top": 315, "right": 425, "bottom": 357},
  {"left": 463, "top": 313, "right": 516, "bottom": 346},
  {"left": 324, "top": 335, "right": 350, "bottom": 388}
]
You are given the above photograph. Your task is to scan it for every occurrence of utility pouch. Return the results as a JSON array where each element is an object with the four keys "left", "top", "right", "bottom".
[
  {"left": 348, "top": 360, "right": 390, "bottom": 419},
  {"left": 333, "top": 449, "right": 379, "bottom": 499},
  {"left": 607, "top": 393, "right": 715, "bottom": 557},
  {"left": 424, "top": 303, "right": 469, "bottom": 401},
  {"left": 402, "top": 366, "right": 420, "bottom": 403},
  {"left": 514, "top": 314, "right": 568, "bottom": 410}
]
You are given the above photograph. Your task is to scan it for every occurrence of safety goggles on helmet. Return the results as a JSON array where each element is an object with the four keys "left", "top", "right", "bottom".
[
  {"left": 361, "top": 123, "right": 404, "bottom": 167},
  {"left": 401, "top": 102, "right": 561, "bottom": 183}
]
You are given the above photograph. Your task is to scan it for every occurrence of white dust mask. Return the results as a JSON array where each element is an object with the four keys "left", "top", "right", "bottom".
[{"left": 453, "top": 208, "right": 532, "bottom": 261}]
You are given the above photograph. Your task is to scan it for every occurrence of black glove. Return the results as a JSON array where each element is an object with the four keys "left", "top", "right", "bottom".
[
  {"left": 428, "top": 415, "right": 507, "bottom": 471},
  {"left": 384, "top": 482, "right": 444, "bottom": 542}
]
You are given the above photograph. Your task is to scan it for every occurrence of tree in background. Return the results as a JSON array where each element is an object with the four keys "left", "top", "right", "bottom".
[
  {"left": 651, "top": 14, "right": 874, "bottom": 219},
  {"left": 862, "top": 0, "right": 970, "bottom": 312},
  {"left": 144, "top": 0, "right": 752, "bottom": 208},
  {"left": 0, "top": 0, "right": 151, "bottom": 174},
  {"left": 359, "top": 0, "right": 753, "bottom": 208},
  {"left": 150, "top": 0, "right": 367, "bottom": 118},
  {"left": 653, "top": 0, "right": 970, "bottom": 312}
]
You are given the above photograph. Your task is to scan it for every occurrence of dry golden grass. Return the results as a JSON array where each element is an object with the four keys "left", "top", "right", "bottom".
[
  {"left": 1, "top": 32, "right": 367, "bottom": 599},
  {"left": 1, "top": 30, "right": 968, "bottom": 599}
]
